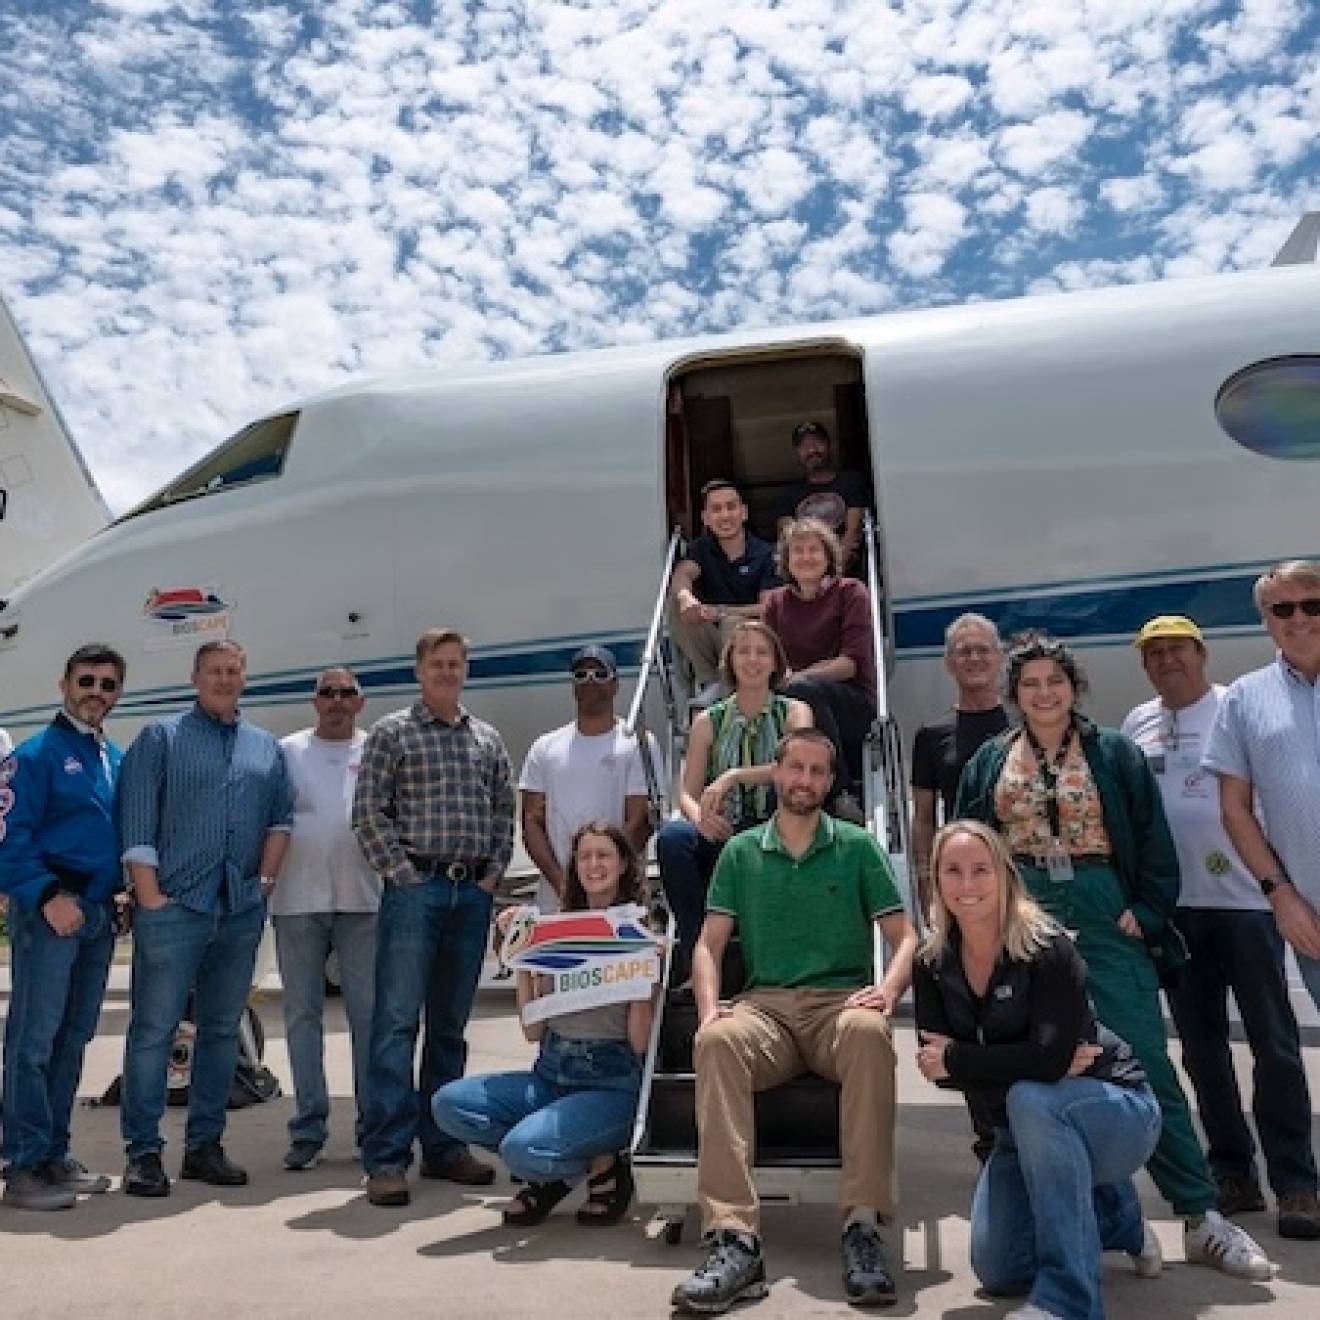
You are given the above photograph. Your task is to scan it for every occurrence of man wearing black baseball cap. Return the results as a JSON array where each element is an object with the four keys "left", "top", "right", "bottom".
[
  {"left": 518, "top": 645, "right": 659, "bottom": 911},
  {"left": 777, "top": 421, "right": 868, "bottom": 576}
]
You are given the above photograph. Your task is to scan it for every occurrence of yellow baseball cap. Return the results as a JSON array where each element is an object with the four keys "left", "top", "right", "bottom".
[{"left": 1133, "top": 615, "right": 1204, "bottom": 648}]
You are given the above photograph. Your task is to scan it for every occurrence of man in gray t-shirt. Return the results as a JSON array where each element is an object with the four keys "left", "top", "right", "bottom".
[{"left": 273, "top": 667, "right": 380, "bottom": 1172}]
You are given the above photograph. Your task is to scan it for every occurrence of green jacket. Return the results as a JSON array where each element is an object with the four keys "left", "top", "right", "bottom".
[{"left": 953, "top": 717, "right": 1180, "bottom": 940}]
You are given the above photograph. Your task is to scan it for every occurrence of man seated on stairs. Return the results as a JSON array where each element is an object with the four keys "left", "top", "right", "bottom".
[{"left": 671, "top": 727, "right": 918, "bottom": 1314}]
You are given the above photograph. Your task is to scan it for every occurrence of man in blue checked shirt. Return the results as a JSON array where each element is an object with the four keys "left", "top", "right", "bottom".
[
  {"left": 352, "top": 627, "right": 515, "bottom": 1207},
  {"left": 1, "top": 644, "right": 127, "bottom": 1212},
  {"left": 116, "top": 639, "right": 293, "bottom": 1197}
]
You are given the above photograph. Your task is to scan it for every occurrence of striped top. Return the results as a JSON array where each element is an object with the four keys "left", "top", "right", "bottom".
[
  {"left": 118, "top": 703, "right": 294, "bottom": 914},
  {"left": 1205, "top": 655, "right": 1320, "bottom": 903},
  {"left": 351, "top": 701, "right": 515, "bottom": 886},
  {"left": 706, "top": 693, "right": 794, "bottom": 830}
]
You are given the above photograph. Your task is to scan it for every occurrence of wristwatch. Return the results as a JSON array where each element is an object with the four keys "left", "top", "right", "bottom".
[
  {"left": 259, "top": 874, "right": 277, "bottom": 893},
  {"left": 1260, "top": 872, "right": 1291, "bottom": 897}
]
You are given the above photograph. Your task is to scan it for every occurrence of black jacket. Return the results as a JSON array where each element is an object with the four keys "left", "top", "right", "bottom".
[{"left": 913, "top": 928, "right": 1146, "bottom": 1132}]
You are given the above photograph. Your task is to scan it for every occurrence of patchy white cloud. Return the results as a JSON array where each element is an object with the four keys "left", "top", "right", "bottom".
[{"left": 0, "top": 0, "right": 1315, "bottom": 513}]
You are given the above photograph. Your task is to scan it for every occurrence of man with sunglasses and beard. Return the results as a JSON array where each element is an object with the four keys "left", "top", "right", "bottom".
[
  {"left": 272, "top": 668, "right": 381, "bottom": 1172},
  {"left": 1207, "top": 560, "right": 1320, "bottom": 1019},
  {"left": 518, "top": 646, "right": 658, "bottom": 913},
  {"left": 1, "top": 644, "right": 127, "bottom": 1211}
]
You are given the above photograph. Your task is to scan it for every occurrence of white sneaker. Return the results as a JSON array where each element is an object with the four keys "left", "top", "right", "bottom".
[
  {"left": 1130, "top": 1220, "right": 1163, "bottom": 1278},
  {"left": 1005, "top": 1305, "right": 1064, "bottom": 1319},
  {"left": 1184, "top": 1209, "right": 1273, "bottom": 1281}
]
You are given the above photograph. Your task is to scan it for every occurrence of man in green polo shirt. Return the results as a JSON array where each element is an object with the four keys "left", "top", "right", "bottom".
[{"left": 671, "top": 728, "right": 917, "bottom": 1314}]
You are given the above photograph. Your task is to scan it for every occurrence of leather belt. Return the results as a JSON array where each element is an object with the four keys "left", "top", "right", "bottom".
[
  {"left": 1013, "top": 852, "right": 1112, "bottom": 870},
  {"left": 406, "top": 855, "right": 483, "bottom": 883}
]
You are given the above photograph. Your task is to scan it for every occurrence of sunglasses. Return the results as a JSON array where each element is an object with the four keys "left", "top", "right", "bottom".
[
  {"left": 572, "top": 669, "right": 614, "bottom": 685},
  {"left": 316, "top": 686, "right": 361, "bottom": 699},
  {"left": 1267, "top": 599, "right": 1320, "bottom": 620},
  {"left": 74, "top": 674, "right": 120, "bottom": 693}
]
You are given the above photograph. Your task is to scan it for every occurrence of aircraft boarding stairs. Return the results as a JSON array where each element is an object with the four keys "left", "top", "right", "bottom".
[{"left": 625, "top": 516, "right": 913, "bottom": 1243}]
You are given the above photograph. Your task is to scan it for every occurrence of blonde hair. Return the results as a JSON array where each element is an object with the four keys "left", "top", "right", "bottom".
[
  {"left": 775, "top": 516, "right": 843, "bottom": 584},
  {"left": 1254, "top": 560, "right": 1320, "bottom": 612},
  {"left": 920, "top": 820, "right": 1059, "bottom": 965}
]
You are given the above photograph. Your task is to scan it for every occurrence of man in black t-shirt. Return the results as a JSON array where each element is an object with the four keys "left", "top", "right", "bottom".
[
  {"left": 910, "top": 613, "right": 1008, "bottom": 912},
  {"left": 776, "top": 421, "right": 868, "bottom": 575},
  {"left": 671, "top": 479, "right": 779, "bottom": 699}
]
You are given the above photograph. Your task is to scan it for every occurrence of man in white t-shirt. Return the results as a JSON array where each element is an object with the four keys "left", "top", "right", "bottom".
[
  {"left": 1124, "top": 616, "right": 1320, "bottom": 1238},
  {"left": 272, "top": 668, "right": 381, "bottom": 1172},
  {"left": 519, "top": 645, "right": 659, "bottom": 911}
]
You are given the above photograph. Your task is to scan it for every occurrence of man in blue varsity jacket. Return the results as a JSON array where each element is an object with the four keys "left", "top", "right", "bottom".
[{"left": 1, "top": 643, "right": 127, "bottom": 1212}]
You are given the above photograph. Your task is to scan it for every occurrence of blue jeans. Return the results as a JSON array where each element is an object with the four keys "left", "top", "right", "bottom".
[
  {"left": 657, "top": 820, "right": 726, "bottom": 963},
  {"left": 431, "top": 1032, "right": 641, "bottom": 1183},
  {"left": 1, "top": 899, "right": 115, "bottom": 1175},
  {"left": 362, "top": 876, "right": 492, "bottom": 1173},
  {"left": 274, "top": 912, "right": 377, "bottom": 1147},
  {"left": 121, "top": 899, "right": 265, "bottom": 1157},
  {"left": 1168, "top": 907, "right": 1317, "bottom": 1195},
  {"left": 971, "top": 1079, "right": 1162, "bottom": 1320}
]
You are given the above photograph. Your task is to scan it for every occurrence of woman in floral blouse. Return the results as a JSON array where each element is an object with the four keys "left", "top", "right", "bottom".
[{"left": 955, "top": 634, "right": 1272, "bottom": 1283}]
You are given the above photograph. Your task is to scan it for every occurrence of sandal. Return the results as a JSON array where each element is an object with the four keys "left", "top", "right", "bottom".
[
  {"left": 501, "top": 1179, "right": 571, "bottom": 1226},
  {"left": 575, "top": 1154, "right": 634, "bottom": 1227}
]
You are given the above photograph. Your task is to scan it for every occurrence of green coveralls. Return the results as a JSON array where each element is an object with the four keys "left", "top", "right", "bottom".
[{"left": 957, "top": 720, "right": 1217, "bottom": 1218}]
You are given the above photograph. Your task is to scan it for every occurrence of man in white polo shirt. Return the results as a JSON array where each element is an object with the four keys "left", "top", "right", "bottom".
[
  {"left": 1125, "top": 614, "right": 1319, "bottom": 1239},
  {"left": 273, "top": 668, "right": 381, "bottom": 1171},
  {"left": 519, "top": 646, "right": 659, "bottom": 912}
]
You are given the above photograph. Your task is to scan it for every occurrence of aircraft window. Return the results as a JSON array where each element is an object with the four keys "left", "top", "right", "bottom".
[
  {"left": 1215, "top": 356, "right": 1320, "bottom": 460},
  {"left": 116, "top": 412, "right": 299, "bottom": 521}
]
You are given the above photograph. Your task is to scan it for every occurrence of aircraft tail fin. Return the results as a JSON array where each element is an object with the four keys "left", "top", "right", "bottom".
[
  {"left": 1272, "top": 212, "right": 1320, "bottom": 267},
  {"left": 0, "top": 291, "right": 108, "bottom": 597}
]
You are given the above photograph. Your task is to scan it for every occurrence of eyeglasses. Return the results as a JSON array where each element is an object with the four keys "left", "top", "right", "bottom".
[
  {"left": 74, "top": 675, "right": 120, "bottom": 693},
  {"left": 952, "top": 644, "right": 997, "bottom": 660},
  {"left": 1267, "top": 599, "right": 1320, "bottom": 620},
  {"left": 572, "top": 669, "right": 613, "bottom": 685},
  {"left": 316, "top": 686, "right": 361, "bottom": 699}
]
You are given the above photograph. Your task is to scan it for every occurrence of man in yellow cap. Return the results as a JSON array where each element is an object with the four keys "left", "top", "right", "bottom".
[{"left": 1123, "top": 614, "right": 1320, "bottom": 1239}]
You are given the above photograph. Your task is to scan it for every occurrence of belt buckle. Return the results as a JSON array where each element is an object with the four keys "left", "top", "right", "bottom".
[{"left": 445, "top": 862, "right": 470, "bottom": 883}]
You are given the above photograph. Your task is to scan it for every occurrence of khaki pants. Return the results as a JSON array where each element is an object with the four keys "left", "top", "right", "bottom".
[
  {"left": 694, "top": 988, "right": 898, "bottom": 1236},
  {"left": 670, "top": 608, "right": 742, "bottom": 687}
]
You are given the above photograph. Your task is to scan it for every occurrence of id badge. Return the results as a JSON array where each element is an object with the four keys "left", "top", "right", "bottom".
[{"left": 1044, "top": 838, "right": 1074, "bottom": 884}]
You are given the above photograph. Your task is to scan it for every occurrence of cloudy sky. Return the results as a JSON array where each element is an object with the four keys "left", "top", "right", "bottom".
[{"left": 1, "top": 0, "right": 1316, "bottom": 512}]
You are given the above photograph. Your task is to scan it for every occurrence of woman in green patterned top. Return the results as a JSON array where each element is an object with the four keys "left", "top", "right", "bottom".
[{"left": 658, "top": 621, "right": 812, "bottom": 966}]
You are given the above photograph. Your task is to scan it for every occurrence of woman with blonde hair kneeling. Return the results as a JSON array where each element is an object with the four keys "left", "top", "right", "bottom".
[{"left": 914, "top": 821, "right": 1163, "bottom": 1320}]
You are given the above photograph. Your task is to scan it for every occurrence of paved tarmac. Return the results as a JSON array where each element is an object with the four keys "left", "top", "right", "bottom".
[{"left": 3, "top": 967, "right": 1320, "bottom": 1319}]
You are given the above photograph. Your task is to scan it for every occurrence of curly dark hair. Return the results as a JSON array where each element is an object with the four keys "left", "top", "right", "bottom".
[
  {"left": 1003, "top": 632, "right": 1089, "bottom": 706},
  {"left": 560, "top": 820, "right": 644, "bottom": 912}
]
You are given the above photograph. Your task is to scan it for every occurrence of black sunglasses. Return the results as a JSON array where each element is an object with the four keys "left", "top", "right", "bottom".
[
  {"left": 317, "top": 686, "right": 361, "bottom": 699},
  {"left": 1267, "top": 599, "right": 1320, "bottom": 620},
  {"left": 572, "top": 669, "right": 613, "bottom": 685},
  {"left": 74, "top": 674, "right": 120, "bottom": 693}
]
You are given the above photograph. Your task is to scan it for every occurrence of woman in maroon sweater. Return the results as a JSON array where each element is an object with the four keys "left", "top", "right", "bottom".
[{"left": 763, "top": 517, "right": 876, "bottom": 809}]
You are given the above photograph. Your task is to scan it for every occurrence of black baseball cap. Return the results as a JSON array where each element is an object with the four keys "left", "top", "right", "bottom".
[{"left": 570, "top": 645, "right": 618, "bottom": 676}]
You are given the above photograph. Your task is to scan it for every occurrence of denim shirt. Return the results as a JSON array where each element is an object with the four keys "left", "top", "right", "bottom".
[{"left": 118, "top": 703, "right": 294, "bottom": 914}]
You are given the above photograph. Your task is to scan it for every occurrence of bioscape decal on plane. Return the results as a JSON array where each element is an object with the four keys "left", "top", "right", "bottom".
[{"left": 141, "top": 586, "right": 232, "bottom": 652}]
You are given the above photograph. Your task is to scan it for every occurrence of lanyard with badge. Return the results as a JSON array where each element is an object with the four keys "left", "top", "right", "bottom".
[{"left": 1022, "top": 722, "right": 1075, "bottom": 883}]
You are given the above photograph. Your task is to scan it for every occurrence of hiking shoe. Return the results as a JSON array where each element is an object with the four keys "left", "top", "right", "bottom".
[
  {"left": 181, "top": 1142, "right": 248, "bottom": 1186},
  {"left": 282, "top": 1139, "right": 324, "bottom": 1172},
  {"left": 2, "top": 1168, "right": 76, "bottom": 1211},
  {"left": 42, "top": 1157, "right": 111, "bottom": 1195},
  {"left": 671, "top": 1229, "right": 768, "bottom": 1314},
  {"left": 1215, "top": 1171, "right": 1266, "bottom": 1217},
  {"left": 1185, "top": 1210, "right": 1273, "bottom": 1280},
  {"left": 1278, "top": 1190, "right": 1320, "bottom": 1240},
  {"left": 1130, "top": 1220, "right": 1163, "bottom": 1278},
  {"left": 841, "top": 1220, "right": 897, "bottom": 1306},
  {"left": 122, "top": 1152, "right": 170, "bottom": 1198},
  {"left": 366, "top": 1168, "right": 410, "bottom": 1207},
  {"left": 419, "top": 1148, "right": 496, "bottom": 1185}
]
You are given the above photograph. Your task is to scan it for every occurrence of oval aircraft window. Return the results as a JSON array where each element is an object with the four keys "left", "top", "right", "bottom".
[{"left": 1215, "top": 356, "right": 1320, "bottom": 460}]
